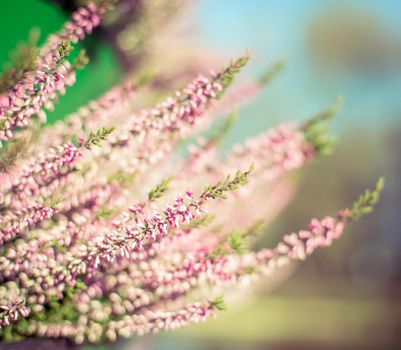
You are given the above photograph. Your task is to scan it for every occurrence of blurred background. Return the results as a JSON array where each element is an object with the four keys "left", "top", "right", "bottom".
[{"left": 1, "top": 0, "right": 400, "bottom": 349}]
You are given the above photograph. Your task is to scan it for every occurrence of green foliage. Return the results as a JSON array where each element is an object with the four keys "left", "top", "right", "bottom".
[
  {"left": 210, "top": 233, "right": 247, "bottom": 260},
  {"left": 0, "top": 324, "right": 23, "bottom": 342},
  {"left": 215, "top": 226, "right": 259, "bottom": 258},
  {"left": 215, "top": 51, "right": 250, "bottom": 99},
  {"left": 96, "top": 206, "right": 116, "bottom": 219},
  {"left": 148, "top": 177, "right": 172, "bottom": 202},
  {"left": 186, "top": 215, "right": 215, "bottom": 229},
  {"left": 210, "top": 219, "right": 265, "bottom": 259},
  {"left": 72, "top": 49, "right": 90, "bottom": 70},
  {"left": 0, "top": 28, "right": 40, "bottom": 93},
  {"left": 1, "top": 280, "right": 86, "bottom": 342},
  {"left": 0, "top": 132, "right": 32, "bottom": 173},
  {"left": 42, "top": 240, "right": 67, "bottom": 253},
  {"left": 43, "top": 197, "right": 63, "bottom": 209},
  {"left": 302, "top": 97, "right": 343, "bottom": 155},
  {"left": 303, "top": 96, "right": 343, "bottom": 129},
  {"left": 209, "top": 246, "right": 229, "bottom": 260},
  {"left": 243, "top": 219, "right": 265, "bottom": 237},
  {"left": 201, "top": 164, "right": 253, "bottom": 200},
  {"left": 226, "top": 232, "right": 247, "bottom": 254},
  {"left": 211, "top": 296, "right": 227, "bottom": 311},
  {"left": 134, "top": 69, "right": 157, "bottom": 87},
  {"left": 96, "top": 0, "right": 119, "bottom": 10},
  {"left": 258, "top": 59, "right": 286, "bottom": 86},
  {"left": 82, "top": 126, "right": 115, "bottom": 149},
  {"left": 75, "top": 279, "right": 88, "bottom": 291},
  {"left": 241, "top": 266, "right": 259, "bottom": 275},
  {"left": 209, "top": 109, "right": 238, "bottom": 144},
  {"left": 42, "top": 297, "right": 79, "bottom": 324},
  {"left": 107, "top": 170, "right": 137, "bottom": 186},
  {"left": 350, "top": 177, "right": 385, "bottom": 221},
  {"left": 56, "top": 41, "right": 73, "bottom": 63}
]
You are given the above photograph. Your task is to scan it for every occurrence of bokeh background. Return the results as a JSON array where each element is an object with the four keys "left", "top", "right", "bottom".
[{"left": 1, "top": 0, "right": 400, "bottom": 349}]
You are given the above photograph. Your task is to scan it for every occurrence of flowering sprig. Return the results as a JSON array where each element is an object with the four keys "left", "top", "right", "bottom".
[
  {"left": 0, "top": 29, "right": 40, "bottom": 93},
  {"left": 54, "top": 56, "right": 251, "bottom": 220},
  {"left": 209, "top": 59, "right": 285, "bottom": 119},
  {"left": 208, "top": 109, "right": 238, "bottom": 144},
  {"left": 0, "top": 2, "right": 108, "bottom": 147},
  {"left": 257, "top": 59, "right": 286, "bottom": 86},
  {"left": 2, "top": 142, "right": 82, "bottom": 207},
  {"left": 0, "top": 127, "right": 113, "bottom": 211},
  {"left": 148, "top": 177, "right": 172, "bottom": 202},
  {"left": 301, "top": 97, "right": 343, "bottom": 155},
  {"left": 210, "top": 232, "right": 248, "bottom": 259},
  {"left": 110, "top": 53, "right": 250, "bottom": 159},
  {"left": 0, "top": 203, "right": 56, "bottom": 246},
  {"left": 0, "top": 41, "right": 74, "bottom": 145},
  {"left": 242, "top": 178, "right": 385, "bottom": 276},
  {"left": 211, "top": 296, "right": 227, "bottom": 311},
  {"left": 349, "top": 177, "right": 385, "bottom": 221},
  {"left": 79, "top": 126, "right": 115, "bottom": 149},
  {"left": 80, "top": 167, "right": 253, "bottom": 272},
  {"left": 0, "top": 131, "right": 32, "bottom": 173},
  {"left": 201, "top": 164, "right": 253, "bottom": 200},
  {"left": 71, "top": 49, "right": 90, "bottom": 71},
  {"left": 157, "top": 181, "right": 385, "bottom": 294},
  {"left": 41, "top": 2, "right": 105, "bottom": 54},
  {"left": 214, "top": 52, "right": 250, "bottom": 98},
  {"left": 104, "top": 300, "right": 218, "bottom": 341},
  {"left": 32, "top": 79, "right": 135, "bottom": 154}
]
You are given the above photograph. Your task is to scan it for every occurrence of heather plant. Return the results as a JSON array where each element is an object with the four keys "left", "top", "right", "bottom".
[{"left": 0, "top": 1, "right": 384, "bottom": 348}]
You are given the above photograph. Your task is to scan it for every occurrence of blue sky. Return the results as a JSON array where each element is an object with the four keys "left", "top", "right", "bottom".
[{"left": 193, "top": 0, "right": 401, "bottom": 138}]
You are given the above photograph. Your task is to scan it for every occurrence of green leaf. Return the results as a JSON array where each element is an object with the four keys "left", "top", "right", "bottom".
[
  {"left": 96, "top": 206, "right": 116, "bottom": 219},
  {"left": 209, "top": 109, "right": 239, "bottom": 144},
  {"left": 107, "top": 170, "right": 137, "bottom": 186},
  {"left": 301, "top": 97, "right": 343, "bottom": 156},
  {"left": 186, "top": 215, "right": 215, "bottom": 229},
  {"left": 211, "top": 296, "right": 227, "bottom": 311},
  {"left": 72, "top": 49, "right": 89, "bottom": 70},
  {"left": 201, "top": 164, "right": 254, "bottom": 200},
  {"left": 258, "top": 59, "right": 286, "bottom": 86},
  {"left": 350, "top": 177, "right": 385, "bottom": 221},
  {"left": 0, "top": 28, "right": 40, "bottom": 93},
  {"left": 215, "top": 51, "right": 250, "bottom": 99},
  {"left": 148, "top": 177, "right": 172, "bottom": 202},
  {"left": 55, "top": 40, "right": 73, "bottom": 65},
  {"left": 227, "top": 232, "right": 247, "bottom": 254},
  {"left": 82, "top": 126, "right": 115, "bottom": 149}
]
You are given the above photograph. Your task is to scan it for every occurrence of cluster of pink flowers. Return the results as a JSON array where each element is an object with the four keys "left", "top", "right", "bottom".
[
  {"left": 0, "top": 50, "right": 74, "bottom": 144},
  {"left": 0, "top": 2, "right": 104, "bottom": 145},
  {"left": 0, "top": 1, "right": 382, "bottom": 346},
  {"left": 34, "top": 79, "right": 136, "bottom": 153},
  {"left": 232, "top": 123, "right": 315, "bottom": 176},
  {"left": 105, "top": 301, "right": 217, "bottom": 340},
  {"left": 0, "top": 203, "right": 56, "bottom": 246},
  {"left": 42, "top": 2, "right": 103, "bottom": 53},
  {"left": 1, "top": 143, "right": 82, "bottom": 209},
  {"left": 0, "top": 296, "right": 30, "bottom": 329},
  {"left": 128, "top": 75, "right": 223, "bottom": 136},
  {"left": 80, "top": 191, "right": 204, "bottom": 273},
  {"left": 104, "top": 73, "right": 225, "bottom": 172}
]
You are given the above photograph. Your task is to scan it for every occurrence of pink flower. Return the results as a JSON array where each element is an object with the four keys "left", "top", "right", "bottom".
[{"left": 0, "top": 94, "right": 10, "bottom": 108}]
